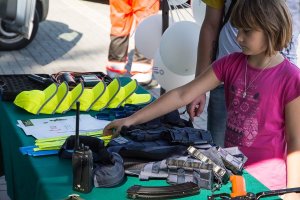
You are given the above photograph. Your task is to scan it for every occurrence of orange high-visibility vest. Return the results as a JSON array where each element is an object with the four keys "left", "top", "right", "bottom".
[{"left": 110, "top": 0, "right": 160, "bottom": 36}]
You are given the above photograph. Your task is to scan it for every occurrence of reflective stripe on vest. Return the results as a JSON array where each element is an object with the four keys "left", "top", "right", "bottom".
[
  {"left": 56, "top": 82, "right": 84, "bottom": 114},
  {"left": 91, "top": 78, "right": 121, "bottom": 111},
  {"left": 40, "top": 82, "right": 69, "bottom": 114},
  {"left": 107, "top": 79, "right": 138, "bottom": 108},
  {"left": 71, "top": 81, "right": 106, "bottom": 111}
]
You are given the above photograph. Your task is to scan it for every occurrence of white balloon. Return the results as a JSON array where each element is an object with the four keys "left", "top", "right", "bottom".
[
  {"left": 159, "top": 21, "right": 200, "bottom": 76},
  {"left": 153, "top": 50, "right": 194, "bottom": 92},
  {"left": 168, "top": 0, "right": 188, "bottom": 6},
  {"left": 169, "top": 7, "right": 195, "bottom": 23},
  {"left": 134, "top": 14, "right": 163, "bottom": 59},
  {"left": 191, "top": 0, "right": 206, "bottom": 25}
]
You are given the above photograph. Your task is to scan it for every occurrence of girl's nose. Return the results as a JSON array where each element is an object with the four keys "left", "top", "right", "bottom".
[{"left": 236, "top": 31, "right": 243, "bottom": 43}]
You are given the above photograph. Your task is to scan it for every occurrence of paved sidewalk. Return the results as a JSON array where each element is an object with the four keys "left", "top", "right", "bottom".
[{"left": 0, "top": 0, "right": 111, "bottom": 74}]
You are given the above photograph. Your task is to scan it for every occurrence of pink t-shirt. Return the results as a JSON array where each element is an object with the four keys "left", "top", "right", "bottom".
[{"left": 213, "top": 52, "right": 300, "bottom": 190}]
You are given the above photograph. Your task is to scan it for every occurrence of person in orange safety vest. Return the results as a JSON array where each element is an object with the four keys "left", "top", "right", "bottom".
[{"left": 106, "top": 0, "right": 160, "bottom": 86}]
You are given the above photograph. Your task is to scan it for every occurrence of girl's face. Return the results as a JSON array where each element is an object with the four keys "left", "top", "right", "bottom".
[{"left": 236, "top": 28, "right": 268, "bottom": 56}]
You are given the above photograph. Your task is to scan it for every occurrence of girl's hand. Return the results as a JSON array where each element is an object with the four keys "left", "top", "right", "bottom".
[
  {"left": 187, "top": 95, "right": 206, "bottom": 121},
  {"left": 103, "top": 117, "right": 132, "bottom": 138}
]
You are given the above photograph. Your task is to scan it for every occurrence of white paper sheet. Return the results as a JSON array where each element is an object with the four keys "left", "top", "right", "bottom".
[{"left": 17, "top": 114, "right": 110, "bottom": 139}]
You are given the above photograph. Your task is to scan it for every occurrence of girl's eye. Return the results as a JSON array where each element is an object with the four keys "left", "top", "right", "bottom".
[
  {"left": 237, "top": 28, "right": 253, "bottom": 36},
  {"left": 238, "top": 28, "right": 251, "bottom": 34},
  {"left": 243, "top": 29, "right": 251, "bottom": 34}
]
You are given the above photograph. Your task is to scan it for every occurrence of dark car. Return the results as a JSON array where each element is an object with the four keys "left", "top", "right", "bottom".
[{"left": 0, "top": 0, "right": 49, "bottom": 50}]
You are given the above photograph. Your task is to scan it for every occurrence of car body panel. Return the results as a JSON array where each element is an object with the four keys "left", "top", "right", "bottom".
[
  {"left": 15, "top": 0, "right": 36, "bottom": 38},
  {"left": 0, "top": 0, "right": 49, "bottom": 49}
]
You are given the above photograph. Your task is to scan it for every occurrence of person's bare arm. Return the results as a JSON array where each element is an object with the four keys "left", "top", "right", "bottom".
[
  {"left": 196, "top": 5, "right": 223, "bottom": 76},
  {"left": 104, "top": 67, "right": 221, "bottom": 136},
  {"left": 187, "top": 5, "right": 223, "bottom": 120},
  {"left": 284, "top": 96, "right": 300, "bottom": 200}
]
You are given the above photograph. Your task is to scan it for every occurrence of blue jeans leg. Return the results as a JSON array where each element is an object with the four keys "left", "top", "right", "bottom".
[{"left": 207, "top": 85, "right": 227, "bottom": 147}]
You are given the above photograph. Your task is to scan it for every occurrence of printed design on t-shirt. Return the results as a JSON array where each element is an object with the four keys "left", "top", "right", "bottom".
[{"left": 225, "top": 84, "right": 260, "bottom": 147}]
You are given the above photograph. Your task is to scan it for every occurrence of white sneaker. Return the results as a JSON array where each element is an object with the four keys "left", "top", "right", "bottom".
[
  {"left": 130, "top": 62, "right": 153, "bottom": 85},
  {"left": 131, "top": 72, "right": 152, "bottom": 85},
  {"left": 106, "top": 61, "right": 127, "bottom": 78}
]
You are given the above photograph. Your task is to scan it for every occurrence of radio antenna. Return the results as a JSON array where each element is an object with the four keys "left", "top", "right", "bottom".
[{"left": 75, "top": 101, "right": 80, "bottom": 150}]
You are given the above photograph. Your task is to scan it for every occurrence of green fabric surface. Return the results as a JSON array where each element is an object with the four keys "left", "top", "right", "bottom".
[{"left": 0, "top": 78, "right": 280, "bottom": 200}]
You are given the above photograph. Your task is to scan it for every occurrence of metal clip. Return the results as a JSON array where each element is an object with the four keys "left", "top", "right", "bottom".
[{"left": 64, "top": 194, "right": 84, "bottom": 200}]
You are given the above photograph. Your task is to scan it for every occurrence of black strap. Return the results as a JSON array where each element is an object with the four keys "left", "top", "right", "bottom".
[{"left": 223, "top": 0, "right": 237, "bottom": 26}]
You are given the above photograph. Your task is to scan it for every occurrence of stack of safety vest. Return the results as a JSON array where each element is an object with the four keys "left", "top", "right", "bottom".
[{"left": 13, "top": 77, "right": 153, "bottom": 114}]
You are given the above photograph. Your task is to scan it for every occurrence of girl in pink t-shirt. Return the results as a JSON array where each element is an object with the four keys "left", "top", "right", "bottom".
[{"left": 103, "top": 0, "right": 300, "bottom": 198}]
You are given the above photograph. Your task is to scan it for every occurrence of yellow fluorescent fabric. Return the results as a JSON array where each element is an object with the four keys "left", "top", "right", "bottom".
[
  {"left": 202, "top": 0, "right": 224, "bottom": 9},
  {"left": 124, "top": 93, "right": 153, "bottom": 106},
  {"left": 91, "top": 78, "right": 121, "bottom": 111},
  {"left": 36, "top": 131, "right": 103, "bottom": 144},
  {"left": 71, "top": 81, "right": 106, "bottom": 111},
  {"left": 107, "top": 79, "right": 138, "bottom": 108},
  {"left": 14, "top": 83, "right": 58, "bottom": 114},
  {"left": 39, "top": 82, "right": 69, "bottom": 114},
  {"left": 107, "top": 85, "right": 125, "bottom": 108},
  {"left": 34, "top": 131, "right": 112, "bottom": 151},
  {"left": 55, "top": 82, "right": 84, "bottom": 114},
  {"left": 34, "top": 136, "right": 112, "bottom": 151}
]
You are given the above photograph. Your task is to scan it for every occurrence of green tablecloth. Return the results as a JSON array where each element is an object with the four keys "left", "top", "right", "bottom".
[{"left": 0, "top": 79, "right": 278, "bottom": 200}]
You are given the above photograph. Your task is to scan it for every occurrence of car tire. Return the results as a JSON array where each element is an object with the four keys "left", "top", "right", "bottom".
[{"left": 0, "top": 10, "right": 39, "bottom": 51}]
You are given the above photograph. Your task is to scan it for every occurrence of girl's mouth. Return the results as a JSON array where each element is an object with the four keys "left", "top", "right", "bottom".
[{"left": 241, "top": 46, "right": 248, "bottom": 50}]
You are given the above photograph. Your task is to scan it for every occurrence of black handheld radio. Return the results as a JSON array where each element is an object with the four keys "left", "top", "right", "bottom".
[{"left": 72, "top": 101, "right": 93, "bottom": 193}]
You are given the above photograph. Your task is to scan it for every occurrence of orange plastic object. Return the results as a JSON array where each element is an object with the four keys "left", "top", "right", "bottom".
[{"left": 230, "top": 175, "right": 247, "bottom": 198}]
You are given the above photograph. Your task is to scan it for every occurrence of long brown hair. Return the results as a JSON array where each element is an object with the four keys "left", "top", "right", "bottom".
[{"left": 230, "top": 0, "right": 292, "bottom": 56}]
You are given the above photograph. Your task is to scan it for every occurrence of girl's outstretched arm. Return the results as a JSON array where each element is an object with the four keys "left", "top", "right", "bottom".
[
  {"left": 103, "top": 67, "right": 221, "bottom": 136},
  {"left": 285, "top": 96, "right": 300, "bottom": 199}
]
